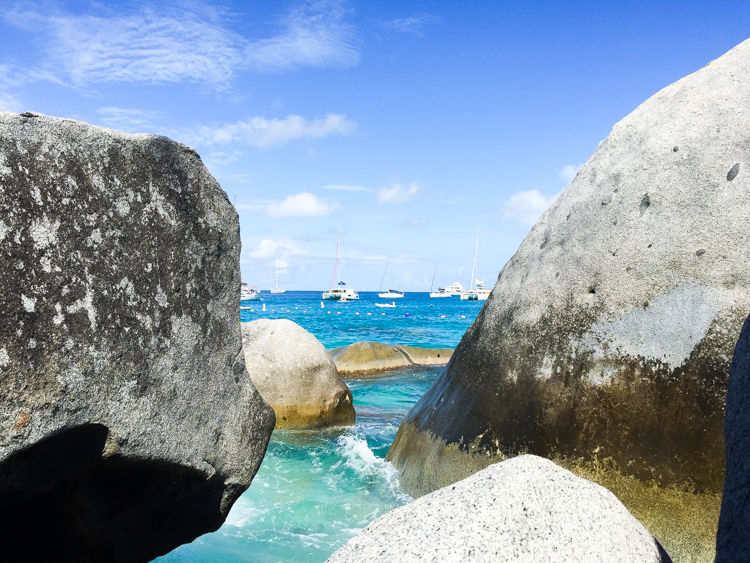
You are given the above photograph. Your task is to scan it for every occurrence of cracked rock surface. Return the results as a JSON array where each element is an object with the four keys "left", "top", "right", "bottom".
[{"left": 0, "top": 112, "right": 275, "bottom": 563}]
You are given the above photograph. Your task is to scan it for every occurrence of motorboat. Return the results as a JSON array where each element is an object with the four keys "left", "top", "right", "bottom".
[
  {"left": 377, "top": 255, "right": 405, "bottom": 298},
  {"left": 443, "top": 282, "right": 465, "bottom": 295},
  {"left": 270, "top": 253, "right": 286, "bottom": 294},
  {"left": 241, "top": 283, "right": 261, "bottom": 301},
  {"left": 322, "top": 226, "right": 360, "bottom": 301},
  {"left": 375, "top": 302, "right": 396, "bottom": 308}
]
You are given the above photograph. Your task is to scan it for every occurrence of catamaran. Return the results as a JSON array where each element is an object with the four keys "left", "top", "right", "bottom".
[
  {"left": 461, "top": 229, "right": 491, "bottom": 301},
  {"left": 429, "top": 255, "right": 451, "bottom": 298},
  {"left": 378, "top": 254, "right": 404, "bottom": 298},
  {"left": 240, "top": 283, "right": 261, "bottom": 301},
  {"left": 270, "top": 253, "right": 285, "bottom": 294},
  {"left": 322, "top": 226, "right": 360, "bottom": 301}
]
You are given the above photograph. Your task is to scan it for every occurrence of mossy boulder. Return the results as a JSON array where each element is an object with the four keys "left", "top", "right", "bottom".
[
  {"left": 386, "top": 38, "right": 750, "bottom": 561},
  {"left": 242, "top": 319, "right": 355, "bottom": 429}
]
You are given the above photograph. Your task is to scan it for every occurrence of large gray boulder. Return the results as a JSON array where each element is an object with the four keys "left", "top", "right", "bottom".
[
  {"left": 0, "top": 112, "right": 275, "bottom": 562},
  {"left": 242, "top": 319, "right": 355, "bottom": 429},
  {"left": 327, "top": 455, "right": 671, "bottom": 563},
  {"left": 716, "top": 313, "right": 750, "bottom": 561},
  {"left": 386, "top": 38, "right": 750, "bottom": 556}
]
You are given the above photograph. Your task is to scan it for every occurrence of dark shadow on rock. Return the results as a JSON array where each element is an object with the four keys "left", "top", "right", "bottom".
[
  {"left": 716, "top": 311, "right": 750, "bottom": 562},
  {"left": 0, "top": 424, "right": 232, "bottom": 563}
]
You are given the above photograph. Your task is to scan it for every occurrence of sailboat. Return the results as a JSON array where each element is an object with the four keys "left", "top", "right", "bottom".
[
  {"left": 429, "top": 256, "right": 451, "bottom": 298},
  {"left": 322, "top": 226, "right": 360, "bottom": 301},
  {"left": 240, "top": 283, "right": 261, "bottom": 301},
  {"left": 461, "top": 229, "right": 491, "bottom": 301},
  {"left": 378, "top": 255, "right": 404, "bottom": 298},
  {"left": 270, "top": 253, "right": 285, "bottom": 294}
]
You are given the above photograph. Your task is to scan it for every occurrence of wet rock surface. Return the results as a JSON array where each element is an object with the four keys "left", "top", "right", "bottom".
[
  {"left": 242, "top": 319, "right": 355, "bottom": 429},
  {"left": 716, "top": 312, "right": 750, "bottom": 562},
  {"left": 386, "top": 38, "right": 750, "bottom": 560},
  {"left": 327, "top": 455, "right": 671, "bottom": 563},
  {"left": 330, "top": 341, "right": 452, "bottom": 377},
  {"left": 0, "top": 112, "right": 275, "bottom": 562}
]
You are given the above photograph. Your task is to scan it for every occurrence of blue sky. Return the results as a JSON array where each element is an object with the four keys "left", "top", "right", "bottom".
[{"left": 2, "top": 1, "right": 749, "bottom": 291}]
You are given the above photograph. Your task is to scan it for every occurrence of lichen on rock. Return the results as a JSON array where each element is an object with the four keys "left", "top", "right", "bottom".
[{"left": 0, "top": 112, "right": 275, "bottom": 562}]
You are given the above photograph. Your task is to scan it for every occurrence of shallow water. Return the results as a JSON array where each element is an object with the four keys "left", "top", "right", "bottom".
[
  {"left": 154, "top": 368, "right": 441, "bottom": 563},
  {"left": 155, "top": 292, "right": 482, "bottom": 562}
]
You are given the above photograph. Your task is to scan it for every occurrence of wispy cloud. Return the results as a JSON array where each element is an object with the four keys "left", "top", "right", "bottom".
[
  {"left": 502, "top": 189, "right": 560, "bottom": 226},
  {"left": 321, "top": 184, "right": 370, "bottom": 191},
  {"left": 402, "top": 217, "right": 427, "bottom": 228},
  {"left": 4, "top": 2, "right": 359, "bottom": 91},
  {"left": 189, "top": 113, "right": 356, "bottom": 148},
  {"left": 0, "top": 91, "right": 23, "bottom": 112},
  {"left": 265, "top": 192, "right": 342, "bottom": 218},
  {"left": 383, "top": 13, "right": 441, "bottom": 36},
  {"left": 377, "top": 182, "right": 421, "bottom": 205},
  {"left": 245, "top": 2, "right": 359, "bottom": 72},
  {"left": 559, "top": 163, "right": 583, "bottom": 182},
  {"left": 96, "top": 107, "right": 161, "bottom": 131}
]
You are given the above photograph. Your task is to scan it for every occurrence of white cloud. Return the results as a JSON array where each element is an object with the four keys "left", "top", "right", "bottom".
[
  {"left": 190, "top": 113, "right": 356, "bottom": 148},
  {"left": 384, "top": 14, "right": 441, "bottom": 36},
  {"left": 377, "top": 182, "right": 421, "bottom": 205},
  {"left": 96, "top": 107, "right": 160, "bottom": 131},
  {"left": 265, "top": 192, "right": 342, "bottom": 218},
  {"left": 249, "top": 238, "right": 307, "bottom": 259},
  {"left": 559, "top": 163, "right": 584, "bottom": 182},
  {"left": 5, "top": 3, "right": 359, "bottom": 90},
  {"left": 502, "top": 189, "right": 560, "bottom": 226},
  {"left": 322, "top": 184, "right": 370, "bottom": 191}
]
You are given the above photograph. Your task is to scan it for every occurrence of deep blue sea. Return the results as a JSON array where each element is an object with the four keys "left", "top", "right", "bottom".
[{"left": 154, "top": 291, "right": 483, "bottom": 563}]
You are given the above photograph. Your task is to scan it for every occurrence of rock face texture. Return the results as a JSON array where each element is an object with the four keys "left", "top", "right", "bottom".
[
  {"left": 327, "top": 455, "right": 671, "bottom": 563},
  {"left": 242, "top": 319, "right": 355, "bottom": 428},
  {"left": 716, "top": 313, "right": 750, "bottom": 561},
  {"left": 387, "top": 38, "right": 750, "bottom": 503},
  {"left": 0, "top": 112, "right": 275, "bottom": 562},
  {"left": 331, "top": 341, "right": 452, "bottom": 377}
]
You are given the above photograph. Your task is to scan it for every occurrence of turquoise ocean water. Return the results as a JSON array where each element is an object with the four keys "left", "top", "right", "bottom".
[{"left": 154, "top": 292, "right": 483, "bottom": 563}]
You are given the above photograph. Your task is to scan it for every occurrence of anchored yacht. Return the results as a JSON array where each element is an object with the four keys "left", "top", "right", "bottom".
[{"left": 322, "top": 227, "right": 360, "bottom": 301}]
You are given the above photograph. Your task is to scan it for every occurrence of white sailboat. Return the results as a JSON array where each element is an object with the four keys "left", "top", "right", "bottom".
[
  {"left": 429, "top": 255, "right": 451, "bottom": 298},
  {"left": 270, "top": 253, "right": 285, "bottom": 294},
  {"left": 461, "top": 229, "right": 491, "bottom": 301},
  {"left": 240, "top": 283, "right": 261, "bottom": 301},
  {"left": 378, "top": 255, "right": 404, "bottom": 298},
  {"left": 322, "top": 226, "right": 360, "bottom": 301}
]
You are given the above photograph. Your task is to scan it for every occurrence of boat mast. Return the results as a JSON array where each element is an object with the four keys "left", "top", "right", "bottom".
[
  {"left": 379, "top": 255, "right": 390, "bottom": 292},
  {"left": 331, "top": 226, "right": 341, "bottom": 290},
  {"left": 470, "top": 229, "right": 479, "bottom": 291},
  {"left": 274, "top": 253, "right": 278, "bottom": 290},
  {"left": 430, "top": 255, "right": 439, "bottom": 293}
]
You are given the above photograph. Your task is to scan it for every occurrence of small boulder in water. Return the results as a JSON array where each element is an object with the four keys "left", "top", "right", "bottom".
[
  {"left": 241, "top": 319, "right": 355, "bottom": 429},
  {"left": 326, "top": 455, "right": 671, "bottom": 563},
  {"left": 330, "top": 341, "right": 453, "bottom": 377}
]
